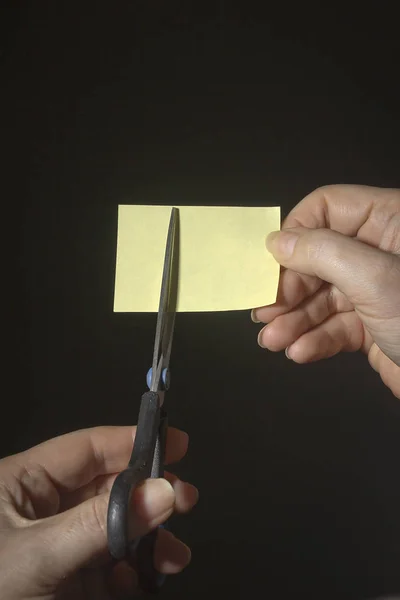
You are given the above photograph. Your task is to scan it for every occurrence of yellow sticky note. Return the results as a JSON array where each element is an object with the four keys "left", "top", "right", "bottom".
[{"left": 113, "top": 205, "right": 280, "bottom": 312}]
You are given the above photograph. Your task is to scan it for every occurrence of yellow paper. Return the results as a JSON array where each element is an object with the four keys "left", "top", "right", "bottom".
[{"left": 113, "top": 205, "right": 280, "bottom": 312}]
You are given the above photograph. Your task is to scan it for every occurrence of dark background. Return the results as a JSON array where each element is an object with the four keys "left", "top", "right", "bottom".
[{"left": 3, "top": 3, "right": 400, "bottom": 599}]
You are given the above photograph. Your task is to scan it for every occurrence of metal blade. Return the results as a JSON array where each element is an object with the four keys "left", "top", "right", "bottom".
[{"left": 150, "top": 207, "right": 179, "bottom": 391}]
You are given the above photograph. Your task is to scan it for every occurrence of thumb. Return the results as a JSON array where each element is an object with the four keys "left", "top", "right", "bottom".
[
  {"left": 36, "top": 478, "right": 175, "bottom": 583},
  {"left": 266, "top": 227, "right": 400, "bottom": 364}
]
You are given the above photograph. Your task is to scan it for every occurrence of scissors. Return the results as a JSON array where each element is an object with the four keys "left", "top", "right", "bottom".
[{"left": 107, "top": 207, "right": 179, "bottom": 594}]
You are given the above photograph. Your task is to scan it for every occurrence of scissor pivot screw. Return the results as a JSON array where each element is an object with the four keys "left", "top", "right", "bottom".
[
  {"left": 162, "top": 368, "right": 170, "bottom": 390},
  {"left": 146, "top": 367, "right": 170, "bottom": 391}
]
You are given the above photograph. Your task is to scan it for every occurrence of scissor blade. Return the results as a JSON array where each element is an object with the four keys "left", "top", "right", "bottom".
[
  {"left": 161, "top": 216, "right": 179, "bottom": 371},
  {"left": 150, "top": 207, "right": 179, "bottom": 391}
]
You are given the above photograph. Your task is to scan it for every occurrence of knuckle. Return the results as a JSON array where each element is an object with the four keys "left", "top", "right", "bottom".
[
  {"left": 303, "top": 229, "right": 338, "bottom": 264},
  {"left": 324, "top": 286, "right": 336, "bottom": 315},
  {"left": 382, "top": 212, "right": 400, "bottom": 254},
  {"left": 356, "top": 254, "right": 400, "bottom": 319},
  {"left": 91, "top": 495, "right": 108, "bottom": 536},
  {"left": 79, "top": 495, "right": 107, "bottom": 540},
  {"left": 373, "top": 254, "right": 399, "bottom": 288},
  {"left": 311, "top": 184, "right": 345, "bottom": 206},
  {"left": 313, "top": 184, "right": 340, "bottom": 196}
]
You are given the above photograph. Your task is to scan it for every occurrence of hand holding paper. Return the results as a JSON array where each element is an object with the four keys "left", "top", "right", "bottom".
[{"left": 113, "top": 205, "right": 280, "bottom": 312}]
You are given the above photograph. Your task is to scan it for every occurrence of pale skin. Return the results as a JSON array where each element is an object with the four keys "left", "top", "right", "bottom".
[
  {"left": 252, "top": 184, "right": 400, "bottom": 399},
  {"left": 0, "top": 184, "right": 399, "bottom": 598},
  {"left": 0, "top": 426, "right": 198, "bottom": 599}
]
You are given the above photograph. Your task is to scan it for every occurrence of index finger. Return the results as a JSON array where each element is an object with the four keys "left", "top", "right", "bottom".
[
  {"left": 284, "top": 184, "right": 400, "bottom": 247},
  {"left": 10, "top": 426, "right": 188, "bottom": 493}
]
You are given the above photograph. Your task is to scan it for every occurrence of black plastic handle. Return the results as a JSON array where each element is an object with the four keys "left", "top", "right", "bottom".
[{"left": 107, "top": 391, "right": 169, "bottom": 593}]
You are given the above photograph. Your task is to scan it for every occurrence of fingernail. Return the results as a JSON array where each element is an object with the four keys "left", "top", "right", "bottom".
[
  {"left": 266, "top": 230, "right": 298, "bottom": 259},
  {"left": 251, "top": 309, "right": 260, "bottom": 323},
  {"left": 257, "top": 328, "right": 267, "bottom": 348},
  {"left": 176, "top": 481, "right": 200, "bottom": 512},
  {"left": 285, "top": 347, "right": 292, "bottom": 360},
  {"left": 187, "top": 483, "right": 200, "bottom": 504}
]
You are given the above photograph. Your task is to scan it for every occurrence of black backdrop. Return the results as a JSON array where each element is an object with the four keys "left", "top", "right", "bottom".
[{"left": 3, "top": 3, "right": 400, "bottom": 599}]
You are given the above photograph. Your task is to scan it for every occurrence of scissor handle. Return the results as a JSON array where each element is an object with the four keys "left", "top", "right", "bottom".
[{"left": 107, "top": 391, "right": 169, "bottom": 594}]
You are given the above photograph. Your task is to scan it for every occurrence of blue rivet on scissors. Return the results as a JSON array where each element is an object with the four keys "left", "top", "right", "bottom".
[
  {"left": 146, "top": 367, "right": 170, "bottom": 390},
  {"left": 162, "top": 368, "right": 170, "bottom": 390},
  {"left": 146, "top": 368, "right": 152, "bottom": 390}
]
